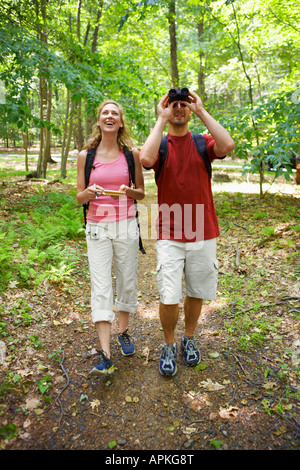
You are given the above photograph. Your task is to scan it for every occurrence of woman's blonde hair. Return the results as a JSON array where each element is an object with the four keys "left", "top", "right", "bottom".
[{"left": 83, "top": 100, "right": 134, "bottom": 150}]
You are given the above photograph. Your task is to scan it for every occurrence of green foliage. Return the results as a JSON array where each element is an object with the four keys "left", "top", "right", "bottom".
[
  {"left": 0, "top": 0, "right": 299, "bottom": 183},
  {"left": 37, "top": 376, "right": 52, "bottom": 395},
  {"left": 0, "top": 423, "right": 18, "bottom": 440},
  {"left": 0, "top": 190, "right": 82, "bottom": 291},
  {"left": 227, "top": 86, "right": 299, "bottom": 180}
]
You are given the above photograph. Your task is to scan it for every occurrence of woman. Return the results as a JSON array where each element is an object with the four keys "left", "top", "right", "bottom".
[{"left": 77, "top": 100, "right": 145, "bottom": 376}]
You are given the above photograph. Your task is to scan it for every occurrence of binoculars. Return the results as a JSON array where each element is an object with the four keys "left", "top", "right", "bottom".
[{"left": 168, "top": 87, "right": 190, "bottom": 103}]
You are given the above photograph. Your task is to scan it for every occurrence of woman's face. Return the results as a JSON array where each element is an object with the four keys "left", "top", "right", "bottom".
[{"left": 97, "top": 103, "right": 123, "bottom": 134}]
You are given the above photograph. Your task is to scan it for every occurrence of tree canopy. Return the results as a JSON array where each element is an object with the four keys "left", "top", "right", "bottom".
[{"left": 0, "top": 0, "right": 299, "bottom": 185}]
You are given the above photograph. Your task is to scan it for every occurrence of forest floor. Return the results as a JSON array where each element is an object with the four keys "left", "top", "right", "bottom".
[{"left": 0, "top": 157, "right": 299, "bottom": 455}]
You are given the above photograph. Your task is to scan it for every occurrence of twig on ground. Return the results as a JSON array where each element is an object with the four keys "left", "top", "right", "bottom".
[{"left": 50, "top": 350, "right": 70, "bottom": 438}]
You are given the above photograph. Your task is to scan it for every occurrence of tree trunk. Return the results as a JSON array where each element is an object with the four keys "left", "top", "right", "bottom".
[
  {"left": 36, "top": 0, "right": 52, "bottom": 178},
  {"left": 74, "top": 0, "right": 85, "bottom": 150},
  {"left": 168, "top": 0, "right": 179, "bottom": 87},
  {"left": 76, "top": 0, "right": 81, "bottom": 40},
  {"left": 86, "top": 2, "right": 104, "bottom": 138},
  {"left": 197, "top": 19, "right": 206, "bottom": 102},
  {"left": 61, "top": 100, "right": 75, "bottom": 179},
  {"left": 23, "top": 130, "right": 29, "bottom": 172},
  {"left": 60, "top": 88, "right": 70, "bottom": 178},
  {"left": 37, "top": 74, "right": 46, "bottom": 178},
  {"left": 45, "top": 81, "right": 54, "bottom": 166},
  {"left": 75, "top": 101, "right": 84, "bottom": 150},
  {"left": 230, "top": 2, "right": 263, "bottom": 194}
]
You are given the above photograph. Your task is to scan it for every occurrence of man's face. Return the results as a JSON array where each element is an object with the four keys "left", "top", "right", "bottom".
[{"left": 168, "top": 101, "right": 191, "bottom": 126}]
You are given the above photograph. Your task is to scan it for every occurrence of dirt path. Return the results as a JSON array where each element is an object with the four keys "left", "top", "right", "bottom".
[{"left": 0, "top": 174, "right": 299, "bottom": 452}]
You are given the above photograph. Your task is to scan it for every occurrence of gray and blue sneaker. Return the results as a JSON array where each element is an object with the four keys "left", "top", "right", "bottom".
[
  {"left": 90, "top": 350, "right": 115, "bottom": 376},
  {"left": 181, "top": 336, "right": 201, "bottom": 366},
  {"left": 159, "top": 343, "right": 178, "bottom": 376},
  {"left": 117, "top": 329, "right": 135, "bottom": 356}
]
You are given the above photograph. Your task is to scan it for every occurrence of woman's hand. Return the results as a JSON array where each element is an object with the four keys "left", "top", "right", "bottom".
[{"left": 86, "top": 184, "right": 104, "bottom": 200}]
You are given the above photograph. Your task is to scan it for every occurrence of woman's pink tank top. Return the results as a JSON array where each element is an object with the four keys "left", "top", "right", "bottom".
[{"left": 87, "top": 151, "right": 135, "bottom": 223}]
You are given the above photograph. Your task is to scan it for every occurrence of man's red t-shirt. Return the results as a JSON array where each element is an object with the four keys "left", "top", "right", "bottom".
[{"left": 151, "top": 131, "right": 222, "bottom": 242}]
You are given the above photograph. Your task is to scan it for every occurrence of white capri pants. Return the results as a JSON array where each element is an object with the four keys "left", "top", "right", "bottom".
[
  {"left": 156, "top": 238, "right": 218, "bottom": 305},
  {"left": 86, "top": 217, "right": 139, "bottom": 324}
]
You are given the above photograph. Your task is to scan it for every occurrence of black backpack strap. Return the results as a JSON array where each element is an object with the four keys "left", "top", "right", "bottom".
[
  {"left": 85, "top": 148, "right": 97, "bottom": 187},
  {"left": 83, "top": 148, "right": 97, "bottom": 227},
  {"left": 123, "top": 146, "right": 135, "bottom": 186},
  {"left": 155, "top": 135, "right": 169, "bottom": 183},
  {"left": 192, "top": 134, "right": 211, "bottom": 178},
  {"left": 123, "top": 146, "right": 146, "bottom": 254}
]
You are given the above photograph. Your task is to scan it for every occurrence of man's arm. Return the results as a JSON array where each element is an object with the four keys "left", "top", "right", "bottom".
[
  {"left": 139, "top": 94, "right": 171, "bottom": 168},
  {"left": 187, "top": 91, "right": 235, "bottom": 157}
]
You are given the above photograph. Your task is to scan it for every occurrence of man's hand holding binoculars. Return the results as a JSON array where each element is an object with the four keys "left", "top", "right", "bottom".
[{"left": 157, "top": 88, "right": 204, "bottom": 116}]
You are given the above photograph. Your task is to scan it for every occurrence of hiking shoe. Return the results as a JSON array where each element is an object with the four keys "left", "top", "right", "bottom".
[
  {"left": 90, "top": 350, "right": 115, "bottom": 376},
  {"left": 181, "top": 336, "right": 201, "bottom": 366},
  {"left": 117, "top": 329, "right": 135, "bottom": 356},
  {"left": 159, "top": 343, "right": 178, "bottom": 376}
]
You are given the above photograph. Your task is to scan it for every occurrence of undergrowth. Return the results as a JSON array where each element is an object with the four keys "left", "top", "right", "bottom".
[{"left": 0, "top": 187, "right": 84, "bottom": 290}]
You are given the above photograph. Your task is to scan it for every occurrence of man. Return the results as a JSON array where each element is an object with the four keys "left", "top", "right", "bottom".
[{"left": 139, "top": 88, "right": 234, "bottom": 377}]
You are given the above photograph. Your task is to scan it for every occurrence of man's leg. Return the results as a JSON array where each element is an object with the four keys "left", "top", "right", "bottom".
[
  {"left": 180, "top": 296, "right": 202, "bottom": 366},
  {"left": 159, "top": 302, "right": 179, "bottom": 376},
  {"left": 156, "top": 240, "right": 184, "bottom": 376},
  {"left": 159, "top": 302, "right": 179, "bottom": 344},
  {"left": 183, "top": 296, "right": 203, "bottom": 337}
]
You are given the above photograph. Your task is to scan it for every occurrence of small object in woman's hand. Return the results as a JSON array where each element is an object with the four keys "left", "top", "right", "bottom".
[
  {"left": 93, "top": 183, "right": 98, "bottom": 199},
  {"left": 102, "top": 189, "right": 125, "bottom": 196}
]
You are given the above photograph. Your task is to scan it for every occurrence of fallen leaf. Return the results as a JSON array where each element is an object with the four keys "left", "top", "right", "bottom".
[
  {"left": 125, "top": 395, "right": 139, "bottom": 403},
  {"left": 223, "top": 379, "right": 231, "bottom": 385},
  {"left": 182, "top": 426, "right": 197, "bottom": 435},
  {"left": 16, "top": 369, "right": 33, "bottom": 377},
  {"left": 25, "top": 398, "right": 41, "bottom": 410},
  {"left": 199, "top": 379, "right": 225, "bottom": 391},
  {"left": 208, "top": 352, "right": 220, "bottom": 359},
  {"left": 90, "top": 399, "right": 100, "bottom": 410},
  {"left": 108, "top": 440, "right": 117, "bottom": 449},
  {"left": 142, "top": 347, "right": 150, "bottom": 365},
  {"left": 219, "top": 405, "right": 239, "bottom": 419},
  {"left": 274, "top": 425, "right": 287, "bottom": 436},
  {"left": 263, "top": 382, "right": 278, "bottom": 390},
  {"left": 183, "top": 391, "right": 213, "bottom": 411},
  {"left": 195, "top": 363, "right": 208, "bottom": 371}
]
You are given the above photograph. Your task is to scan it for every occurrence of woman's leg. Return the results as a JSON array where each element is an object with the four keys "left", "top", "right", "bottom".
[
  {"left": 86, "top": 225, "right": 115, "bottom": 355},
  {"left": 95, "top": 321, "right": 112, "bottom": 358},
  {"left": 113, "top": 218, "right": 139, "bottom": 332}
]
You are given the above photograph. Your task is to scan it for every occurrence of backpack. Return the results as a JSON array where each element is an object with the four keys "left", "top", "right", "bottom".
[
  {"left": 155, "top": 134, "right": 223, "bottom": 182},
  {"left": 83, "top": 146, "right": 146, "bottom": 254}
]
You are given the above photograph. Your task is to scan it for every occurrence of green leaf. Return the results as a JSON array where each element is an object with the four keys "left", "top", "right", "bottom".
[
  {"left": 195, "top": 363, "right": 208, "bottom": 371},
  {"left": 108, "top": 440, "right": 117, "bottom": 449},
  {"left": 210, "top": 440, "right": 223, "bottom": 449},
  {"left": 0, "top": 423, "right": 18, "bottom": 439}
]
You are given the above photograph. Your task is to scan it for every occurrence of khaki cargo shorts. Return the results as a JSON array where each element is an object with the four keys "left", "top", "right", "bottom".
[{"left": 156, "top": 239, "right": 218, "bottom": 305}]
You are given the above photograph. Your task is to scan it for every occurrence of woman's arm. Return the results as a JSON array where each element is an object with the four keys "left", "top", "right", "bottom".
[{"left": 76, "top": 150, "right": 104, "bottom": 204}]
